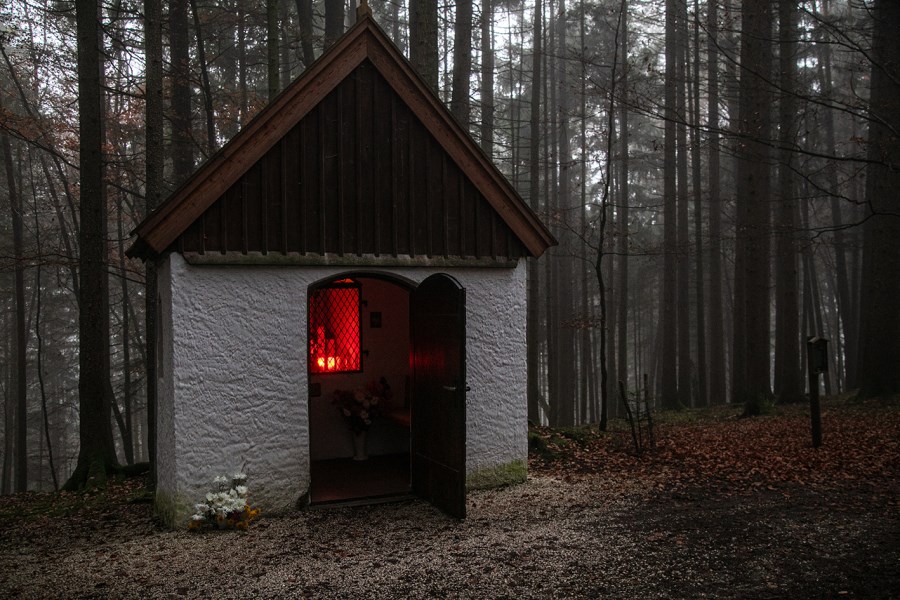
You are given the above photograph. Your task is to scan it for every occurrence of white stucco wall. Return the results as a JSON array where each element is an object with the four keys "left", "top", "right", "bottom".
[{"left": 156, "top": 253, "right": 527, "bottom": 525}]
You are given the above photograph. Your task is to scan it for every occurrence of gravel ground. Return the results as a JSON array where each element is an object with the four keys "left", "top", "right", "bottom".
[{"left": 1, "top": 473, "right": 897, "bottom": 599}]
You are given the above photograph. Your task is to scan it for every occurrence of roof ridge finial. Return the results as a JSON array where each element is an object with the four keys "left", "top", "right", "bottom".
[{"left": 356, "top": 0, "right": 372, "bottom": 22}]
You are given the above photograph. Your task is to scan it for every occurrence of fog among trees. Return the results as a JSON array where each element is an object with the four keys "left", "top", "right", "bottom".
[{"left": 0, "top": 0, "right": 897, "bottom": 491}]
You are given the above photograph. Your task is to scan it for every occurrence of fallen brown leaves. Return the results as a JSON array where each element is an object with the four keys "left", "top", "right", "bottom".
[{"left": 529, "top": 397, "right": 900, "bottom": 499}]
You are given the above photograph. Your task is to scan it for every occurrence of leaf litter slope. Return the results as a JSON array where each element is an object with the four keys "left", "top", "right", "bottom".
[{"left": 0, "top": 397, "right": 896, "bottom": 599}]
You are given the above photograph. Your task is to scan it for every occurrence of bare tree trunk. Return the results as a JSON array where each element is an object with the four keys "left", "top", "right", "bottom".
[
  {"left": 115, "top": 191, "right": 135, "bottom": 465},
  {"left": 815, "top": 12, "right": 855, "bottom": 390},
  {"left": 2, "top": 311, "right": 12, "bottom": 494},
  {"left": 580, "top": 0, "right": 595, "bottom": 421},
  {"left": 597, "top": 0, "right": 627, "bottom": 431},
  {"left": 295, "top": 0, "right": 315, "bottom": 67},
  {"left": 450, "top": 0, "right": 473, "bottom": 128},
  {"left": 144, "top": 0, "right": 163, "bottom": 490},
  {"left": 1, "top": 106, "right": 27, "bottom": 492},
  {"left": 237, "top": 0, "right": 248, "bottom": 124},
  {"left": 706, "top": 0, "right": 725, "bottom": 404},
  {"left": 555, "top": 0, "right": 576, "bottom": 427},
  {"left": 480, "top": 0, "right": 494, "bottom": 156},
  {"left": 689, "top": 0, "right": 706, "bottom": 408},
  {"left": 856, "top": 0, "right": 900, "bottom": 398},
  {"left": 266, "top": 0, "right": 280, "bottom": 100},
  {"left": 170, "top": 0, "right": 193, "bottom": 184},
  {"left": 66, "top": 0, "right": 119, "bottom": 490},
  {"left": 324, "top": 0, "right": 344, "bottom": 48},
  {"left": 545, "top": 0, "right": 560, "bottom": 426},
  {"left": 410, "top": 0, "right": 438, "bottom": 91},
  {"left": 526, "top": 0, "right": 543, "bottom": 424},
  {"left": 661, "top": 0, "right": 678, "bottom": 409},
  {"left": 675, "top": 0, "right": 691, "bottom": 407},
  {"left": 732, "top": 0, "right": 773, "bottom": 410},
  {"left": 32, "top": 184, "right": 59, "bottom": 490},
  {"left": 190, "top": 0, "right": 217, "bottom": 154},
  {"left": 774, "top": 0, "right": 802, "bottom": 404},
  {"left": 615, "top": 0, "right": 630, "bottom": 396}
]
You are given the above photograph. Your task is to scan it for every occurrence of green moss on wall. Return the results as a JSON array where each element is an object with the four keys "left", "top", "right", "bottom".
[
  {"left": 154, "top": 491, "right": 191, "bottom": 528},
  {"left": 466, "top": 460, "right": 527, "bottom": 490}
]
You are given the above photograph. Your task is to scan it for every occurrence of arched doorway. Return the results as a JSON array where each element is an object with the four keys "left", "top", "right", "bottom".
[
  {"left": 308, "top": 273, "right": 415, "bottom": 504},
  {"left": 307, "top": 272, "right": 467, "bottom": 517}
]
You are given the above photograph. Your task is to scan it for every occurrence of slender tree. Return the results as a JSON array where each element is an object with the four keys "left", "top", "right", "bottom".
[
  {"left": 295, "top": 0, "right": 315, "bottom": 67},
  {"left": 774, "top": 0, "right": 802, "bottom": 403},
  {"left": 856, "top": 0, "right": 900, "bottom": 399},
  {"left": 66, "top": 0, "right": 119, "bottom": 490},
  {"left": 675, "top": 0, "right": 691, "bottom": 407},
  {"left": 191, "top": 0, "right": 218, "bottom": 152},
  {"left": 480, "top": 0, "right": 494, "bottom": 155},
  {"left": 689, "top": 0, "right": 706, "bottom": 408},
  {"left": 732, "top": 0, "right": 773, "bottom": 410},
  {"left": 1, "top": 101, "right": 26, "bottom": 492},
  {"left": 526, "top": 0, "right": 543, "bottom": 424},
  {"left": 324, "top": 0, "right": 344, "bottom": 48},
  {"left": 170, "top": 0, "right": 193, "bottom": 184},
  {"left": 450, "top": 0, "right": 473, "bottom": 128},
  {"left": 410, "top": 0, "right": 439, "bottom": 91},
  {"left": 661, "top": 0, "right": 679, "bottom": 408},
  {"left": 706, "top": 0, "right": 726, "bottom": 403},
  {"left": 615, "top": 0, "right": 630, "bottom": 397},
  {"left": 144, "top": 0, "right": 163, "bottom": 489},
  {"left": 267, "top": 0, "right": 280, "bottom": 100}
]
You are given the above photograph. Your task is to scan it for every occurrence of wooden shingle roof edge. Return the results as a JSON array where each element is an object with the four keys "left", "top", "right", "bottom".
[{"left": 126, "top": 12, "right": 556, "bottom": 261}]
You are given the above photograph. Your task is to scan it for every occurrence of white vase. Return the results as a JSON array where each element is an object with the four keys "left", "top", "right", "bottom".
[{"left": 352, "top": 430, "right": 368, "bottom": 461}]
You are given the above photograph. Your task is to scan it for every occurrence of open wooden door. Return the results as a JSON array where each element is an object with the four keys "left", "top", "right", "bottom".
[{"left": 410, "top": 274, "right": 466, "bottom": 518}]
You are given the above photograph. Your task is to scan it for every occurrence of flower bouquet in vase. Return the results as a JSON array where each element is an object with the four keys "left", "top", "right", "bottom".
[{"left": 332, "top": 377, "right": 392, "bottom": 460}]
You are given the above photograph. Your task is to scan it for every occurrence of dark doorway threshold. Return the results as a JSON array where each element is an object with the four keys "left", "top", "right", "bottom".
[{"left": 309, "top": 452, "right": 411, "bottom": 505}]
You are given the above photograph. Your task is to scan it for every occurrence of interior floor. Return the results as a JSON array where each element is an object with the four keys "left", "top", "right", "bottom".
[{"left": 309, "top": 452, "right": 411, "bottom": 504}]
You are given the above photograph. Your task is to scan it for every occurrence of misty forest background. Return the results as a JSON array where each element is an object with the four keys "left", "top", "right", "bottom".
[{"left": 0, "top": 0, "right": 897, "bottom": 492}]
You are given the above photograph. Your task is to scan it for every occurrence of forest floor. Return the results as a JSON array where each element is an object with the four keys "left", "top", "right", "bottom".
[{"left": 0, "top": 396, "right": 897, "bottom": 599}]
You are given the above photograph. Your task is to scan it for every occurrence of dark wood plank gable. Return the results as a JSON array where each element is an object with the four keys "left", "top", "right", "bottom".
[{"left": 177, "top": 60, "right": 526, "bottom": 261}]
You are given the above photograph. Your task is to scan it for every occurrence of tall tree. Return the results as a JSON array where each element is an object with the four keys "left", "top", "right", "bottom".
[
  {"left": 689, "top": 0, "right": 706, "bottom": 407},
  {"left": 480, "top": 0, "right": 494, "bottom": 155},
  {"left": 66, "top": 0, "right": 118, "bottom": 489},
  {"left": 324, "top": 0, "right": 344, "bottom": 49},
  {"left": 191, "top": 0, "right": 217, "bottom": 152},
  {"left": 661, "top": 0, "right": 678, "bottom": 408},
  {"left": 410, "top": 0, "right": 439, "bottom": 91},
  {"left": 267, "top": 0, "right": 280, "bottom": 100},
  {"left": 1, "top": 101, "right": 26, "bottom": 492},
  {"left": 555, "top": 0, "right": 576, "bottom": 427},
  {"left": 706, "top": 0, "right": 726, "bottom": 403},
  {"left": 675, "top": 0, "right": 691, "bottom": 407},
  {"left": 773, "top": 0, "right": 802, "bottom": 403},
  {"left": 732, "top": 0, "right": 773, "bottom": 410},
  {"left": 295, "top": 0, "right": 315, "bottom": 67},
  {"left": 450, "top": 0, "right": 473, "bottom": 127},
  {"left": 526, "top": 0, "right": 543, "bottom": 424},
  {"left": 816, "top": 2, "right": 855, "bottom": 390},
  {"left": 170, "top": 0, "right": 193, "bottom": 184},
  {"left": 145, "top": 0, "right": 163, "bottom": 489},
  {"left": 615, "top": 0, "right": 630, "bottom": 397},
  {"left": 856, "top": 0, "right": 900, "bottom": 399}
]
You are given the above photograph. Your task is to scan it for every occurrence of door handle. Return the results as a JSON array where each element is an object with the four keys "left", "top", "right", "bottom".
[{"left": 443, "top": 385, "right": 471, "bottom": 392}]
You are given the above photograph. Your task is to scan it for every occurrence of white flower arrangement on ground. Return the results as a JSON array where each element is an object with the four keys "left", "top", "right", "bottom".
[{"left": 188, "top": 473, "right": 260, "bottom": 531}]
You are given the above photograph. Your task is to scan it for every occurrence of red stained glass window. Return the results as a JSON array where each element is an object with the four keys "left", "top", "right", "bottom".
[{"left": 309, "top": 281, "right": 361, "bottom": 373}]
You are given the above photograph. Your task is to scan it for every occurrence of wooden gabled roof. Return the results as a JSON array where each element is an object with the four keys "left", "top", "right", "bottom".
[{"left": 127, "top": 10, "right": 555, "bottom": 261}]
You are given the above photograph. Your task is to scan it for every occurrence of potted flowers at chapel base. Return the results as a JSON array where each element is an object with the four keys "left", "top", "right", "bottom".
[
  {"left": 188, "top": 473, "right": 260, "bottom": 531},
  {"left": 332, "top": 377, "right": 392, "bottom": 461}
]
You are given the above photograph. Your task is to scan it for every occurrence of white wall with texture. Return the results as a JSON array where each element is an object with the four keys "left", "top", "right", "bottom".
[{"left": 156, "top": 253, "right": 527, "bottom": 525}]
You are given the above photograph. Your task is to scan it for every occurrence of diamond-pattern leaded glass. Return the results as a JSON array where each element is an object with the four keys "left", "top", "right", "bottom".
[{"left": 309, "top": 282, "right": 361, "bottom": 373}]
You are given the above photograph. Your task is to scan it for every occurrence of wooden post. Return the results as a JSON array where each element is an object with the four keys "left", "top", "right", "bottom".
[{"left": 806, "top": 337, "right": 827, "bottom": 448}]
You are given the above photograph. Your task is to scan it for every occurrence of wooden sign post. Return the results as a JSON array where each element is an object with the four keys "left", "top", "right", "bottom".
[{"left": 806, "top": 336, "right": 828, "bottom": 448}]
